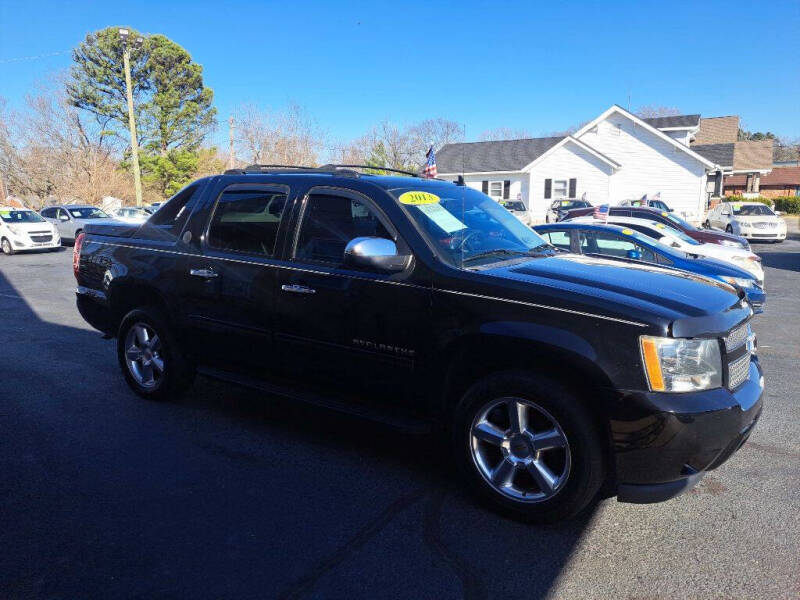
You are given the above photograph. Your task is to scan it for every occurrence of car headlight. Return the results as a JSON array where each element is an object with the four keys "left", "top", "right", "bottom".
[
  {"left": 640, "top": 335, "right": 722, "bottom": 392},
  {"left": 719, "top": 276, "right": 756, "bottom": 288},
  {"left": 719, "top": 239, "right": 743, "bottom": 248}
]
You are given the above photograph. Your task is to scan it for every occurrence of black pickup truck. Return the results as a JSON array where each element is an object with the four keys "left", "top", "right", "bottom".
[{"left": 75, "top": 166, "right": 763, "bottom": 522}]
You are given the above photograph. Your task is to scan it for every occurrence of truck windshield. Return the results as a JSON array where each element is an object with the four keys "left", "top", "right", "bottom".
[
  {"left": 390, "top": 185, "right": 550, "bottom": 267},
  {"left": 0, "top": 209, "right": 45, "bottom": 223}
]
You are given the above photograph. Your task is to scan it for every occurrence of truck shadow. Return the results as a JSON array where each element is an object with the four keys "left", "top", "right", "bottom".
[{"left": 0, "top": 268, "right": 596, "bottom": 600}]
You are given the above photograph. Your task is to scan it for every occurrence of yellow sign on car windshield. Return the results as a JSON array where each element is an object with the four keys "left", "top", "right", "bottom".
[
  {"left": 661, "top": 211, "right": 668, "bottom": 216},
  {"left": 622, "top": 228, "right": 634, "bottom": 235},
  {"left": 561, "top": 201, "right": 571, "bottom": 206},
  {"left": 398, "top": 191, "right": 440, "bottom": 205}
]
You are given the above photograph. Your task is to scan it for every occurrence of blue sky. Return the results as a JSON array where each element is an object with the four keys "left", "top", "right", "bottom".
[{"left": 2, "top": 0, "right": 799, "bottom": 147}]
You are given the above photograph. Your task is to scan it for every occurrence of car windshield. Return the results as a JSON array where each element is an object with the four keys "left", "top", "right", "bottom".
[
  {"left": 732, "top": 204, "right": 774, "bottom": 216},
  {"left": 390, "top": 185, "right": 550, "bottom": 267},
  {"left": 68, "top": 207, "right": 109, "bottom": 219},
  {"left": 644, "top": 221, "right": 700, "bottom": 245},
  {"left": 0, "top": 209, "right": 45, "bottom": 223},
  {"left": 664, "top": 212, "right": 696, "bottom": 231},
  {"left": 556, "top": 200, "right": 589, "bottom": 210},
  {"left": 502, "top": 201, "right": 526, "bottom": 211}
]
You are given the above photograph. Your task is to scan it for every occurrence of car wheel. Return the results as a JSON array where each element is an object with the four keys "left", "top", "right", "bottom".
[
  {"left": 453, "top": 370, "right": 606, "bottom": 523},
  {"left": 703, "top": 220, "right": 711, "bottom": 229},
  {"left": 1, "top": 238, "right": 14, "bottom": 255},
  {"left": 117, "top": 306, "right": 195, "bottom": 400}
]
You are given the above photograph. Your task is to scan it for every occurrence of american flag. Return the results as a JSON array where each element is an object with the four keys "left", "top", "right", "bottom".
[
  {"left": 593, "top": 204, "right": 609, "bottom": 222},
  {"left": 652, "top": 192, "right": 661, "bottom": 200},
  {"left": 422, "top": 146, "right": 437, "bottom": 178}
]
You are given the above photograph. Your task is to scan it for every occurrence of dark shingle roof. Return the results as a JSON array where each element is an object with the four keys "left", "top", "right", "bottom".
[
  {"left": 436, "top": 137, "right": 564, "bottom": 173},
  {"left": 691, "top": 143, "right": 734, "bottom": 167},
  {"left": 642, "top": 114, "right": 700, "bottom": 129}
]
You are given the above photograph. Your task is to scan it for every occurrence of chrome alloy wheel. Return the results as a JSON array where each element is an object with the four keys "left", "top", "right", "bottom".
[
  {"left": 470, "top": 397, "right": 571, "bottom": 502},
  {"left": 124, "top": 323, "right": 164, "bottom": 389}
]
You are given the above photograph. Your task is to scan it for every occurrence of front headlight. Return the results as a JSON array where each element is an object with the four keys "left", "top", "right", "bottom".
[
  {"left": 719, "top": 239, "right": 743, "bottom": 248},
  {"left": 7, "top": 224, "right": 23, "bottom": 236},
  {"left": 640, "top": 335, "right": 722, "bottom": 392},
  {"left": 720, "top": 276, "right": 756, "bottom": 288}
]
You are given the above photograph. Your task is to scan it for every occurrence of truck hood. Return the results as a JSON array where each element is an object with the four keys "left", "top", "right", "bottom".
[
  {"left": 83, "top": 220, "right": 141, "bottom": 238},
  {"left": 479, "top": 253, "right": 743, "bottom": 325}
]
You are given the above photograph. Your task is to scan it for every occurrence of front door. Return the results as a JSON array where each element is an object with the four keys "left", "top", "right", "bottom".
[{"left": 273, "top": 187, "right": 430, "bottom": 404}]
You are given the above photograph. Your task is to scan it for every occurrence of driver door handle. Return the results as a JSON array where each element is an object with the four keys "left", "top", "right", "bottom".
[
  {"left": 189, "top": 268, "right": 218, "bottom": 279},
  {"left": 281, "top": 284, "right": 316, "bottom": 295}
]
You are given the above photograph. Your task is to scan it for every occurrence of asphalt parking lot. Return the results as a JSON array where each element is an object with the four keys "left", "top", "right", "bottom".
[{"left": 1, "top": 239, "right": 798, "bottom": 599}]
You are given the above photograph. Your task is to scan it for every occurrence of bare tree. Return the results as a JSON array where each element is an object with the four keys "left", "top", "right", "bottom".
[
  {"left": 477, "top": 127, "right": 534, "bottom": 141},
  {"left": 234, "top": 102, "right": 324, "bottom": 166},
  {"left": 635, "top": 105, "right": 682, "bottom": 118},
  {"left": 2, "top": 84, "right": 134, "bottom": 206}
]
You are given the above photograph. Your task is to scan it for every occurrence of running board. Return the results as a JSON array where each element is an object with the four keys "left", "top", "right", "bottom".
[{"left": 197, "top": 366, "right": 433, "bottom": 434}]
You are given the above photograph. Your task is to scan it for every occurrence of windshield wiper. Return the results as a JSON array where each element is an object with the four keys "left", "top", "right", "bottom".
[{"left": 462, "top": 249, "right": 528, "bottom": 264}]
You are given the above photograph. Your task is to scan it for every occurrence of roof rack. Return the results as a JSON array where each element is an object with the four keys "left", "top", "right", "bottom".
[{"left": 222, "top": 163, "right": 423, "bottom": 178}]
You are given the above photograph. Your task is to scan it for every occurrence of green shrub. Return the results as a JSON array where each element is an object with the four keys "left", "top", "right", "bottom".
[{"left": 773, "top": 196, "right": 800, "bottom": 214}]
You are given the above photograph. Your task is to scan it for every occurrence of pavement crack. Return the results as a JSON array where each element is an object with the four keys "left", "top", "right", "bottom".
[
  {"left": 422, "top": 490, "right": 487, "bottom": 600},
  {"left": 277, "top": 488, "right": 428, "bottom": 600}
]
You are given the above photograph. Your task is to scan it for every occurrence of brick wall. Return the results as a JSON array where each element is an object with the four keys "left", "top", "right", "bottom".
[{"left": 694, "top": 116, "right": 740, "bottom": 145}]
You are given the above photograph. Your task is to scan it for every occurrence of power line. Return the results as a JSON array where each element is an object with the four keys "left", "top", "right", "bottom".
[{"left": 0, "top": 50, "right": 71, "bottom": 65}]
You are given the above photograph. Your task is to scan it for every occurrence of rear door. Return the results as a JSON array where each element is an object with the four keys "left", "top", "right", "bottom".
[
  {"left": 180, "top": 182, "right": 291, "bottom": 372},
  {"left": 273, "top": 186, "right": 430, "bottom": 403}
]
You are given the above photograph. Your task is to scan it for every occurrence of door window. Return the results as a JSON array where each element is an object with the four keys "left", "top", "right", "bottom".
[
  {"left": 542, "top": 230, "right": 571, "bottom": 250},
  {"left": 294, "top": 193, "right": 392, "bottom": 268},
  {"left": 207, "top": 187, "right": 287, "bottom": 257},
  {"left": 580, "top": 231, "right": 654, "bottom": 261}
]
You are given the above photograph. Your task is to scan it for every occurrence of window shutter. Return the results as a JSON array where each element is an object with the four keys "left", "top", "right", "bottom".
[
  {"left": 569, "top": 178, "right": 577, "bottom": 198},
  {"left": 503, "top": 180, "right": 510, "bottom": 199},
  {"left": 544, "top": 179, "right": 552, "bottom": 199},
  {"left": 482, "top": 180, "right": 488, "bottom": 194}
]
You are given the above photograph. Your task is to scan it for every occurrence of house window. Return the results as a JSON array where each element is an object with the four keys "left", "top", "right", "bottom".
[
  {"left": 488, "top": 181, "right": 503, "bottom": 200},
  {"left": 552, "top": 180, "right": 568, "bottom": 198}
]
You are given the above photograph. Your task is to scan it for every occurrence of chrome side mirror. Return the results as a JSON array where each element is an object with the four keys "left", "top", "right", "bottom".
[{"left": 343, "top": 237, "right": 411, "bottom": 273}]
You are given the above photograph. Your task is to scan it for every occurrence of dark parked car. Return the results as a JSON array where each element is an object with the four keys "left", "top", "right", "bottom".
[
  {"left": 534, "top": 222, "right": 766, "bottom": 313},
  {"left": 562, "top": 205, "right": 750, "bottom": 249},
  {"left": 74, "top": 165, "right": 763, "bottom": 523},
  {"left": 545, "top": 199, "right": 591, "bottom": 223},
  {"left": 618, "top": 198, "right": 673, "bottom": 211}
]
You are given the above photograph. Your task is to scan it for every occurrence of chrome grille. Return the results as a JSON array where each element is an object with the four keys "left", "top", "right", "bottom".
[
  {"left": 728, "top": 353, "right": 750, "bottom": 390},
  {"left": 724, "top": 324, "right": 748, "bottom": 352}
]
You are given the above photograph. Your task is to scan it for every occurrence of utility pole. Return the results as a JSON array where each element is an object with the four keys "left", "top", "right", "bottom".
[
  {"left": 120, "top": 28, "right": 143, "bottom": 207},
  {"left": 228, "top": 115, "right": 236, "bottom": 169}
]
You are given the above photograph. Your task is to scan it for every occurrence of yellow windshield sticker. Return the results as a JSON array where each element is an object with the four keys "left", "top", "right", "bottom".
[
  {"left": 398, "top": 191, "right": 440, "bottom": 205},
  {"left": 561, "top": 201, "right": 571, "bottom": 206},
  {"left": 622, "top": 228, "right": 634, "bottom": 235},
  {"left": 656, "top": 223, "right": 665, "bottom": 229},
  {"left": 661, "top": 211, "right": 668, "bottom": 216},
  {"left": 0, "top": 211, "right": 10, "bottom": 217}
]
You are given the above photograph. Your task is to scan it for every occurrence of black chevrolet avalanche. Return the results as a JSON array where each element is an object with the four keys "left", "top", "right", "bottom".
[{"left": 75, "top": 166, "right": 763, "bottom": 523}]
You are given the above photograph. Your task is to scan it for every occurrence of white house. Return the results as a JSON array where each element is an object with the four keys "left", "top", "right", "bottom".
[{"left": 436, "top": 105, "right": 722, "bottom": 224}]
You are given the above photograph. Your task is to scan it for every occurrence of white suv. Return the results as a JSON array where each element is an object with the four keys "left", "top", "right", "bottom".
[
  {"left": 705, "top": 201, "right": 787, "bottom": 243},
  {"left": 0, "top": 207, "right": 61, "bottom": 255}
]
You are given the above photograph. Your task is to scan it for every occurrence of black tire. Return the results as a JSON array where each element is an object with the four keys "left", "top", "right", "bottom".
[
  {"left": 452, "top": 370, "right": 606, "bottom": 523},
  {"left": 703, "top": 220, "right": 711, "bottom": 229},
  {"left": 117, "top": 306, "right": 195, "bottom": 400},
  {"left": 1, "top": 237, "right": 15, "bottom": 255}
]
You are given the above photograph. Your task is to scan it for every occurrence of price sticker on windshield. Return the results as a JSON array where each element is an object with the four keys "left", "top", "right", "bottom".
[
  {"left": 622, "top": 228, "right": 634, "bottom": 235},
  {"left": 661, "top": 211, "right": 668, "bottom": 216},
  {"left": 561, "top": 201, "right": 571, "bottom": 206},
  {"left": 656, "top": 223, "right": 666, "bottom": 229},
  {"left": 0, "top": 211, "right": 10, "bottom": 217},
  {"left": 398, "top": 191, "right": 440, "bottom": 205}
]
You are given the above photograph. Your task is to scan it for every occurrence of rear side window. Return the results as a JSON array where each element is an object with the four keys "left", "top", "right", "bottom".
[
  {"left": 294, "top": 194, "right": 392, "bottom": 267},
  {"left": 207, "top": 187, "right": 287, "bottom": 257},
  {"left": 149, "top": 184, "right": 203, "bottom": 232}
]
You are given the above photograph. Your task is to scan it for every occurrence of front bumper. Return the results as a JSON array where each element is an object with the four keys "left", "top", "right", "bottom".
[
  {"left": 739, "top": 229, "right": 786, "bottom": 241},
  {"left": 8, "top": 233, "right": 61, "bottom": 250},
  {"left": 612, "top": 356, "right": 763, "bottom": 503}
]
